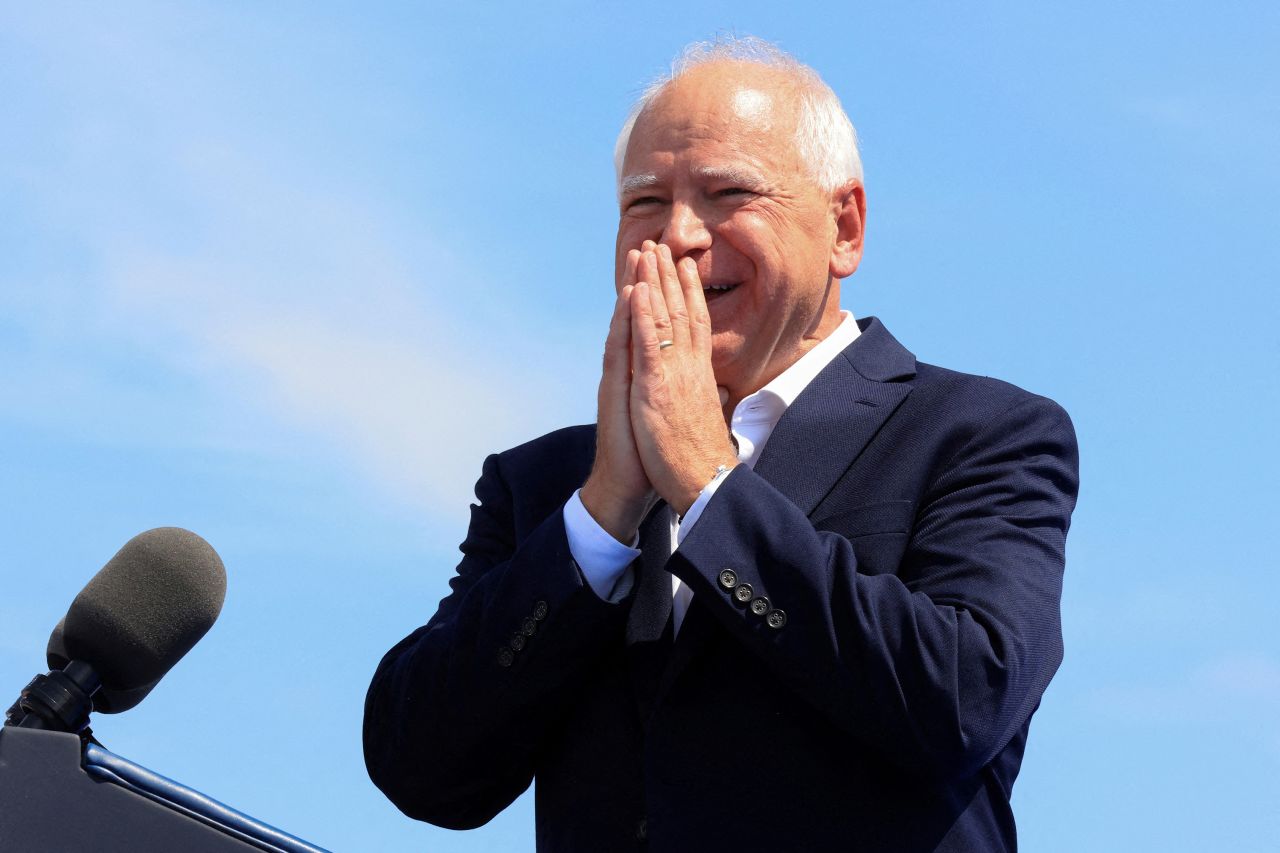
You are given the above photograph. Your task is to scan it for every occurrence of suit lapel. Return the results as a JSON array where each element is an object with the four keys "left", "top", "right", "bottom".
[
  {"left": 753, "top": 317, "right": 916, "bottom": 515},
  {"left": 648, "top": 592, "right": 714, "bottom": 713},
  {"left": 625, "top": 502, "right": 674, "bottom": 723},
  {"left": 625, "top": 503, "right": 721, "bottom": 722},
  {"left": 641, "top": 318, "right": 918, "bottom": 711},
  {"left": 622, "top": 319, "right": 917, "bottom": 719}
]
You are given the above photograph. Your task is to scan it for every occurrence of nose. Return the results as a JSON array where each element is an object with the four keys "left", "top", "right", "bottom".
[{"left": 661, "top": 201, "right": 712, "bottom": 258}]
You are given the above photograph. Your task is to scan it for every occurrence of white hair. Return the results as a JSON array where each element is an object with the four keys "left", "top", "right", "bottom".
[{"left": 614, "top": 36, "right": 863, "bottom": 194}]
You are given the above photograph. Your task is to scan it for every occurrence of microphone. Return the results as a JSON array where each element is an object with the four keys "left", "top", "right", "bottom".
[
  {"left": 6, "top": 528, "right": 226, "bottom": 731},
  {"left": 46, "top": 619, "right": 158, "bottom": 715}
]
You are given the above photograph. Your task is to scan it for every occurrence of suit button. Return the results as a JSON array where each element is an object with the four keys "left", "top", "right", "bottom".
[
  {"left": 521, "top": 617, "right": 537, "bottom": 636},
  {"left": 765, "top": 609, "right": 788, "bottom": 630},
  {"left": 497, "top": 646, "right": 515, "bottom": 667},
  {"left": 749, "top": 596, "right": 770, "bottom": 616},
  {"left": 733, "top": 583, "right": 754, "bottom": 604},
  {"left": 718, "top": 569, "right": 738, "bottom": 589},
  {"left": 510, "top": 632, "right": 527, "bottom": 652},
  {"left": 636, "top": 818, "right": 647, "bottom": 841},
  {"left": 533, "top": 600, "right": 549, "bottom": 621}
]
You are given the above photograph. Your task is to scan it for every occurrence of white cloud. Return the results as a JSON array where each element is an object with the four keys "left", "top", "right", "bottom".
[
  {"left": 2, "top": 8, "right": 589, "bottom": 524},
  {"left": 1126, "top": 90, "right": 1280, "bottom": 180},
  {"left": 1194, "top": 652, "right": 1280, "bottom": 706},
  {"left": 1081, "top": 650, "right": 1280, "bottom": 758}
]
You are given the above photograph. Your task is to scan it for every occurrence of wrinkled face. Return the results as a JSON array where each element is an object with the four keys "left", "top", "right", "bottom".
[{"left": 616, "top": 62, "right": 847, "bottom": 397}]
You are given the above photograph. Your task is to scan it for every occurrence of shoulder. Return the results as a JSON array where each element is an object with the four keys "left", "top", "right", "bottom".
[
  {"left": 903, "top": 362, "right": 1078, "bottom": 492},
  {"left": 911, "top": 360, "right": 1072, "bottom": 427},
  {"left": 491, "top": 424, "right": 597, "bottom": 475},
  {"left": 852, "top": 333, "right": 1077, "bottom": 489},
  {"left": 846, "top": 316, "right": 1072, "bottom": 429},
  {"left": 472, "top": 425, "right": 597, "bottom": 532}
]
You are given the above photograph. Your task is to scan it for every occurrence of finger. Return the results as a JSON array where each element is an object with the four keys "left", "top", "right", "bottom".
[
  {"left": 602, "top": 284, "right": 633, "bottom": 392},
  {"left": 617, "top": 249, "right": 640, "bottom": 295},
  {"left": 639, "top": 250, "right": 673, "bottom": 349},
  {"left": 608, "top": 283, "right": 633, "bottom": 341},
  {"left": 677, "top": 256, "right": 712, "bottom": 355},
  {"left": 630, "top": 282, "right": 663, "bottom": 379},
  {"left": 656, "top": 244, "right": 690, "bottom": 348}
]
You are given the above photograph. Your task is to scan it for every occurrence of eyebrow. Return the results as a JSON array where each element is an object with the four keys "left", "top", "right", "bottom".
[
  {"left": 619, "top": 173, "right": 660, "bottom": 196},
  {"left": 693, "top": 165, "right": 767, "bottom": 188},
  {"left": 617, "top": 165, "right": 770, "bottom": 202}
]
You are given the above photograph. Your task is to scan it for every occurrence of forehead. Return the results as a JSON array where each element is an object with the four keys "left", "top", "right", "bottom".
[{"left": 622, "top": 63, "right": 804, "bottom": 180}]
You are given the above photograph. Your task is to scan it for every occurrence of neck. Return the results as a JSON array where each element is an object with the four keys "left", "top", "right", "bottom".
[{"left": 718, "top": 306, "right": 846, "bottom": 423}]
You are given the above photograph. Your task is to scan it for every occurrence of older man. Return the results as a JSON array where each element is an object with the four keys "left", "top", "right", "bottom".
[{"left": 364, "top": 37, "right": 1078, "bottom": 853}]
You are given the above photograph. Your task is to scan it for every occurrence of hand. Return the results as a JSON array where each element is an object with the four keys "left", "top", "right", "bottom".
[
  {"left": 628, "top": 243, "right": 739, "bottom": 515},
  {"left": 581, "top": 248, "right": 656, "bottom": 543}
]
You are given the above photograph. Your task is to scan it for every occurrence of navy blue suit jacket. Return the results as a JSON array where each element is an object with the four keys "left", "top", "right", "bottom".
[{"left": 364, "top": 317, "right": 1079, "bottom": 852}]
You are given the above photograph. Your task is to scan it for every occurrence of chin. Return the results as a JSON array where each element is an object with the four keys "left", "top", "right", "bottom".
[{"left": 710, "top": 351, "right": 747, "bottom": 394}]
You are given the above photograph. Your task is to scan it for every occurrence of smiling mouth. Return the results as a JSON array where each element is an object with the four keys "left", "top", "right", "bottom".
[{"left": 703, "top": 283, "right": 739, "bottom": 302}]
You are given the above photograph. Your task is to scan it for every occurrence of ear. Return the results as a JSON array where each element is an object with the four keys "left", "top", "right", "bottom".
[{"left": 828, "top": 180, "right": 866, "bottom": 280}]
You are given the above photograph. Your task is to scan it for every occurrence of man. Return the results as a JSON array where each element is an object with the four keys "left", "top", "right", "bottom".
[{"left": 364, "top": 37, "right": 1078, "bottom": 853}]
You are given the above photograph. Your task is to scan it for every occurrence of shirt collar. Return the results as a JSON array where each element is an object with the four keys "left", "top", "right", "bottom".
[{"left": 731, "top": 311, "right": 861, "bottom": 427}]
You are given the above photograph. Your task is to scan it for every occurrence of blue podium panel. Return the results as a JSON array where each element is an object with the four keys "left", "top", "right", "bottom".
[{"left": 0, "top": 728, "right": 327, "bottom": 853}]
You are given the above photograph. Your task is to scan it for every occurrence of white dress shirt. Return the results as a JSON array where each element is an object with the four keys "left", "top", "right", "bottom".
[{"left": 564, "top": 311, "right": 862, "bottom": 635}]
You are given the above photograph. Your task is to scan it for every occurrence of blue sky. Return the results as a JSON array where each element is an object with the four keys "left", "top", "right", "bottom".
[{"left": 2, "top": 2, "right": 1278, "bottom": 850}]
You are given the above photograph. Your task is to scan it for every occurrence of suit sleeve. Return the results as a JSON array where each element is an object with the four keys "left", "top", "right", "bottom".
[
  {"left": 363, "top": 451, "right": 629, "bottom": 828},
  {"left": 670, "top": 394, "right": 1079, "bottom": 782}
]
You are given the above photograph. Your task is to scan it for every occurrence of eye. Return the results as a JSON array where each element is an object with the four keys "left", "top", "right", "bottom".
[
  {"left": 713, "top": 187, "right": 755, "bottom": 200},
  {"left": 624, "top": 196, "right": 665, "bottom": 212}
]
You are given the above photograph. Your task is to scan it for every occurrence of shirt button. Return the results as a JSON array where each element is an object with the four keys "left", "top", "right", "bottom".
[
  {"left": 733, "top": 583, "right": 754, "bottom": 604},
  {"left": 636, "top": 818, "right": 647, "bottom": 841},
  {"left": 497, "top": 646, "right": 515, "bottom": 667},
  {"left": 510, "top": 632, "right": 527, "bottom": 652},
  {"left": 533, "top": 600, "right": 549, "bottom": 621},
  {"left": 765, "top": 609, "right": 788, "bottom": 630},
  {"left": 718, "top": 569, "right": 738, "bottom": 589},
  {"left": 749, "top": 596, "right": 770, "bottom": 616},
  {"left": 521, "top": 617, "right": 537, "bottom": 637}
]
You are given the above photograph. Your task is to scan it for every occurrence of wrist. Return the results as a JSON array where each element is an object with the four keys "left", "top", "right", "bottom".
[
  {"left": 671, "top": 457, "right": 739, "bottom": 517},
  {"left": 580, "top": 479, "right": 650, "bottom": 544}
]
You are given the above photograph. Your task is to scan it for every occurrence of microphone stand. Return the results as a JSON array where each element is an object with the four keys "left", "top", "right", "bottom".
[{"left": 4, "top": 661, "right": 102, "bottom": 743}]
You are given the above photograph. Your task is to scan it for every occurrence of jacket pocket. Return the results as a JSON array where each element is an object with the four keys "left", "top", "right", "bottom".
[
  {"left": 813, "top": 499, "right": 914, "bottom": 537},
  {"left": 812, "top": 499, "right": 915, "bottom": 576}
]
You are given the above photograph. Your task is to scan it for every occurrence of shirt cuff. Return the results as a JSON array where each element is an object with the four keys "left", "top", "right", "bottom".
[
  {"left": 676, "top": 465, "right": 735, "bottom": 546},
  {"left": 563, "top": 489, "right": 640, "bottom": 602}
]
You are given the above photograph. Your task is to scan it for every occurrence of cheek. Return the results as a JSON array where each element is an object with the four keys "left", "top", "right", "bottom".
[
  {"left": 616, "top": 220, "right": 662, "bottom": 261},
  {"left": 615, "top": 223, "right": 636, "bottom": 257},
  {"left": 720, "top": 210, "right": 799, "bottom": 270},
  {"left": 714, "top": 220, "right": 773, "bottom": 274},
  {"left": 615, "top": 224, "right": 644, "bottom": 282}
]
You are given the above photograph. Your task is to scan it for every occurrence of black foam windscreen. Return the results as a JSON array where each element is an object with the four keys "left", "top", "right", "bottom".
[
  {"left": 61, "top": 528, "right": 226, "bottom": 699},
  {"left": 46, "top": 619, "right": 159, "bottom": 714}
]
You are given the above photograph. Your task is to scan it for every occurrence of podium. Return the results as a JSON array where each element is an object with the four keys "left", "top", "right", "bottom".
[{"left": 0, "top": 727, "right": 329, "bottom": 852}]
